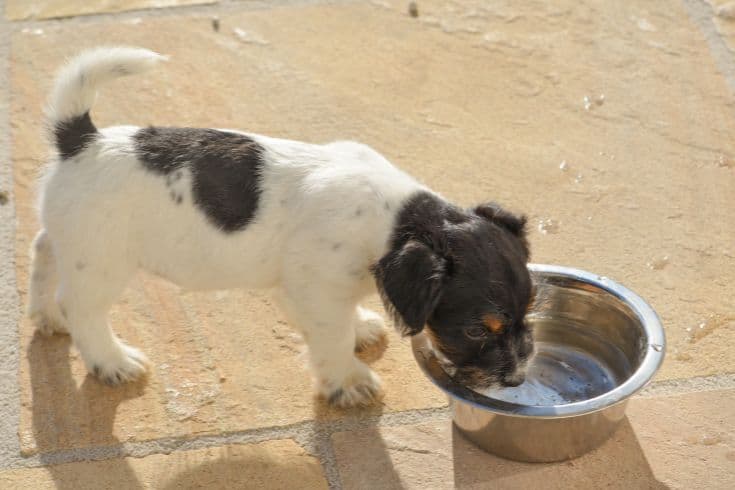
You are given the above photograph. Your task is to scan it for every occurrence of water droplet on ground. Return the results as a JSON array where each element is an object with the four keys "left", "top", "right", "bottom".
[
  {"left": 647, "top": 256, "right": 669, "bottom": 270},
  {"left": 716, "top": 3, "right": 735, "bottom": 20},
  {"left": 537, "top": 218, "right": 559, "bottom": 234},
  {"left": 559, "top": 160, "right": 569, "bottom": 171},
  {"left": 716, "top": 154, "right": 732, "bottom": 168},
  {"left": 233, "top": 27, "right": 269, "bottom": 45},
  {"left": 701, "top": 434, "right": 721, "bottom": 446},
  {"left": 634, "top": 17, "right": 656, "bottom": 32},
  {"left": 684, "top": 434, "right": 722, "bottom": 446},
  {"left": 574, "top": 173, "right": 583, "bottom": 183},
  {"left": 687, "top": 314, "right": 734, "bottom": 343},
  {"left": 370, "top": 0, "right": 392, "bottom": 9},
  {"left": 583, "top": 94, "right": 605, "bottom": 111}
]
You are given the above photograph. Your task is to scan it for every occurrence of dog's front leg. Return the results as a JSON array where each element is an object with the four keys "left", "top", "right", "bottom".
[{"left": 277, "top": 287, "right": 383, "bottom": 408}]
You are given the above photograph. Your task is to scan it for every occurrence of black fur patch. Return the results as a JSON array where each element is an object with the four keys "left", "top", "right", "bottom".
[
  {"left": 134, "top": 127, "right": 265, "bottom": 232},
  {"left": 54, "top": 112, "right": 98, "bottom": 159}
]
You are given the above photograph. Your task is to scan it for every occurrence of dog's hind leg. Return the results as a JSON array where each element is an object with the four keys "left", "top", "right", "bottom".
[
  {"left": 27, "top": 230, "right": 68, "bottom": 335},
  {"left": 53, "top": 240, "right": 148, "bottom": 385}
]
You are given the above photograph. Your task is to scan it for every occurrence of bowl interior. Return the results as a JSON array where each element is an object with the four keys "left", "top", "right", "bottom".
[
  {"left": 479, "top": 279, "right": 644, "bottom": 406},
  {"left": 412, "top": 264, "right": 665, "bottom": 417}
]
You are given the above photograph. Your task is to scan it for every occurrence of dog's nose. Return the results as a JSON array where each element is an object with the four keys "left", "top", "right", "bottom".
[{"left": 501, "top": 375, "right": 525, "bottom": 387}]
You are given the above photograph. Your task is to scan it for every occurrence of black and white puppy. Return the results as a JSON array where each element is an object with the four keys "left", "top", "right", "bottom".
[{"left": 28, "top": 47, "right": 534, "bottom": 408}]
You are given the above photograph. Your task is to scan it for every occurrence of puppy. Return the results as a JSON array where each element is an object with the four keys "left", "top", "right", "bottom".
[{"left": 28, "top": 47, "right": 534, "bottom": 408}]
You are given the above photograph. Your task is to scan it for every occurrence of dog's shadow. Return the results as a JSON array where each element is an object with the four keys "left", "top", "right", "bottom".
[
  {"left": 304, "top": 335, "right": 407, "bottom": 489},
  {"left": 27, "top": 331, "right": 147, "bottom": 490}
]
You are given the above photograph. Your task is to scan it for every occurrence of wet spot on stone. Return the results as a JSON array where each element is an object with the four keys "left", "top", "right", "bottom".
[
  {"left": 332, "top": 243, "right": 342, "bottom": 251},
  {"left": 0, "top": 190, "right": 8, "bottom": 205},
  {"left": 59, "top": 304, "right": 68, "bottom": 320},
  {"left": 75, "top": 261, "right": 86, "bottom": 271},
  {"left": 211, "top": 17, "right": 220, "bottom": 32},
  {"left": 355, "top": 207, "right": 364, "bottom": 217},
  {"left": 384, "top": 201, "right": 390, "bottom": 211},
  {"left": 176, "top": 195, "right": 183, "bottom": 205}
]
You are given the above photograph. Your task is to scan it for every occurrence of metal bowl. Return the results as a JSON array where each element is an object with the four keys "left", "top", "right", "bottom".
[{"left": 411, "top": 264, "right": 665, "bottom": 462}]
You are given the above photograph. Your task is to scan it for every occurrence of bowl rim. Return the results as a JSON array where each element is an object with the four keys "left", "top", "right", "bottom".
[{"left": 411, "top": 263, "right": 666, "bottom": 419}]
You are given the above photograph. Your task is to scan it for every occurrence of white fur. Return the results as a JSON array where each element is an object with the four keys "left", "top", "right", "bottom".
[
  {"left": 45, "top": 47, "right": 166, "bottom": 127},
  {"left": 29, "top": 47, "right": 429, "bottom": 407}
]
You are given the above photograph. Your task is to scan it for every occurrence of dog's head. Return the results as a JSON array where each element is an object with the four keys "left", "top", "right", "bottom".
[{"left": 373, "top": 192, "right": 534, "bottom": 389}]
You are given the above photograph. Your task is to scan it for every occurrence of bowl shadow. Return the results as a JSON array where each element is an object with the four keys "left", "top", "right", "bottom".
[{"left": 451, "top": 417, "right": 669, "bottom": 489}]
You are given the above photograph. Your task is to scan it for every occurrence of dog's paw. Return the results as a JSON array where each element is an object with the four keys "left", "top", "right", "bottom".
[
  {"left": 30, "top": 311, "right": 68, "bottom": 336},
  {"left": 354, "top": 307, "right": 387, "bottom": 352},
  {"left": 321, "top": 363, "right": 383, "bottom": 408},
  {"left": 89, "top": 344, "right": 150, "bottom": 385}
]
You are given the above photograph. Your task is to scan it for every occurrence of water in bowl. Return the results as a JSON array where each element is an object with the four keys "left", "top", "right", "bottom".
[{"left": 479, "top": 317, "right": 626, "bottom": 406}]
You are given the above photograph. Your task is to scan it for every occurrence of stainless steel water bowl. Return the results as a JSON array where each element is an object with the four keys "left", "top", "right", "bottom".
[{"left": 411, "top": 264, "right": 666, "bottom": 463}]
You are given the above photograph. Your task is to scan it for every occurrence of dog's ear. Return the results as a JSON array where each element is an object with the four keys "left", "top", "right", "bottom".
[
  {"left": 474, "top": 202, "right": 529, "bottom": 257},
  {"left": 373, "top": 240, "right": 448, "bottom": 336}
]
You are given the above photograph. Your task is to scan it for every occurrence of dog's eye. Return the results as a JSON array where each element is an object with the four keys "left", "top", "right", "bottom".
[{"left": 465, "top": 326, "right": 488, "bottom": 340}]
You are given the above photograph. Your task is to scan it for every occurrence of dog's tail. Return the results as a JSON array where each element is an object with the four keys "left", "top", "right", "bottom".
[{"left": 45, "top": 46, "right": 166, "bottom": 159}]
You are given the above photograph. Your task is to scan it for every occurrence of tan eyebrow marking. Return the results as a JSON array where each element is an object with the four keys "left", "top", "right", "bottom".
[{"left": 482, "top": 314, "right": 505, "bottom": 334}]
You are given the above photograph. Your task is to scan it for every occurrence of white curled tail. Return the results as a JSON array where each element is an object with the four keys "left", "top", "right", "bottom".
[{"left": 45, "top": 46, "right": 166, "bottom": 159}]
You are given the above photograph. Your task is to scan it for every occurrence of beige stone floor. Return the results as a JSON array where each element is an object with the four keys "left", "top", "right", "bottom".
[{"left": 0, "top": 0, "right": 733, "bottom": 488}]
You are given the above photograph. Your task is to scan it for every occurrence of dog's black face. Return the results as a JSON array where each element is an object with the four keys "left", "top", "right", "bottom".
[{"left": 373, "top": 192, "right": 534, "bottom": 389}]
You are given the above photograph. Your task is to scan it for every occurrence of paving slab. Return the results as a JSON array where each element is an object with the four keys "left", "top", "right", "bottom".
[
  {"left": 0, "top": 439, "right": 328, "bottom": 489},
  {"left": 8, "top": 0, "right": 735, "bottom": 456},
  {"left": 332, "top": 389, "right": 735, "bottom": 490},
  {"left": 5, "top": 0, "right": 216, "bottom": 21},
  {"left": 706, "top": 0, "right": 735, "bottom": 52}
]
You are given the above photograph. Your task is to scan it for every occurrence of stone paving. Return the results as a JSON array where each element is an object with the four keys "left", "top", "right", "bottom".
[{"left": 0, "top": 0, "right": 733, "bottom": 488}]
